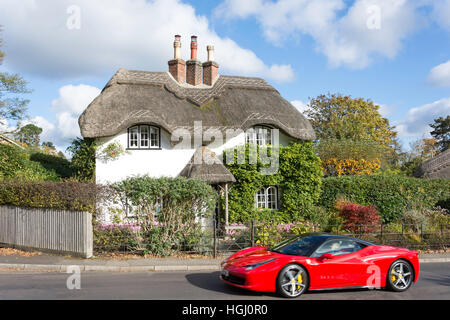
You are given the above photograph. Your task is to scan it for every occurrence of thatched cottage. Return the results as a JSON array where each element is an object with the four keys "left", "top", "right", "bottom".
[{"left": 78, "top": 35, "right": 315, "bottom": 222}]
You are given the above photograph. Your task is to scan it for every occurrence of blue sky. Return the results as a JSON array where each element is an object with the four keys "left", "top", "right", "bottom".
[{"left": 0, "top": 0, "right": 449, "bottom": 153}]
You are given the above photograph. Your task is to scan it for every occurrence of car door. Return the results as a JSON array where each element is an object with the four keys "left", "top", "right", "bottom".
[{"left": 309, "top": 239, "right": 369, "bottom": 289}]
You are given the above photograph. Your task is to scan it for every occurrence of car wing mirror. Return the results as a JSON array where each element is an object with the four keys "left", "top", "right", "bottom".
[{"left": 318, "top": 253, "right": 334, "bottom": 262}]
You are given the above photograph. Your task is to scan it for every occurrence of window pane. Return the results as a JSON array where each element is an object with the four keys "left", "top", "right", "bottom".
[
  {"left": 256, "top": 188, "right": 266, "bottom": 208},
  {"left": 140, "top": 126, "right": 149, "bottom": 148},
  {"left": 267, "top": 187, "right": 277, "bottom": 209},
  {"left": 129, "top": 126, "right": 139, "bottom": 147},
  {"left": 150, "top": 126, "right": 159, "bottom": 148},
  {"left": 246, "top": 128, "right": 255, "bottom": 144}
]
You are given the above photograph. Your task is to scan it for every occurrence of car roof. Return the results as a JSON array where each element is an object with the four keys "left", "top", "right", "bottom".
[{"left": 299, "top": 233, "right": 374, "bottom": 246}]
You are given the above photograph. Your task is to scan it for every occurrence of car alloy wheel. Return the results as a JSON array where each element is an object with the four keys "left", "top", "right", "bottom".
[
  {"left": 387, "top": 260, "right": 413, "bottom": 292},
  {"left": 277, "top": 264, "right": 308, "bottom": 298}
]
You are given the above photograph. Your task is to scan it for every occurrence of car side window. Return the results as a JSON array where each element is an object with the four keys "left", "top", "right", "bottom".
[{"left": 311, "top": 239, "right": 362, "bottom": 257}]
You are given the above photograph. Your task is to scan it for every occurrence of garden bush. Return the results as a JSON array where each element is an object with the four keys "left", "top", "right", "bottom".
[
  {"left": 319, "top": 175, "right": 450, "bottom": 223},
  {"left": 339, "top": 203, "right": 381, "bottom": 232},
  {"left": 108, "top": 176, "right": 217, "bottom": 256},
  {"left": 0, "top": 180, "right": 105, "bottom": 213},
  {"left": 0, "top": 144, "right": 61, "bottom": 181}
]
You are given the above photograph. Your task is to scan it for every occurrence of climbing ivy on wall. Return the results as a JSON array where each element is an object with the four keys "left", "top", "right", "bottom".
[{"left": 224, "top": 142, "right": 322, "bottom": 223}]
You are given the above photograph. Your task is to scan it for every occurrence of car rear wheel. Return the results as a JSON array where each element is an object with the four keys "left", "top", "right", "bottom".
[
  {"left": 386, "top": 259, "right": 414, "bottom": 292},
  {"left": 276, "top": 264, "right": 309, "bottom": 298}
]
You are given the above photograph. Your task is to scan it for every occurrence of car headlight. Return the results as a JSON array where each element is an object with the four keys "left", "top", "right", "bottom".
[{"left": 244, "top": 258, "right": 277, "bottom": 271}]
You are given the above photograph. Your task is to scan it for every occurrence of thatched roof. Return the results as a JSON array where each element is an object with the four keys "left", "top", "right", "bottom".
[
  {"left": 415, "top": 148, "right": 450, "bottom": 179},
  {"left": 79, "top": 69, "right": 315, "bottom": 141},
  {"left": 178, "top": 147, "right": 236, "bottom": 184}
]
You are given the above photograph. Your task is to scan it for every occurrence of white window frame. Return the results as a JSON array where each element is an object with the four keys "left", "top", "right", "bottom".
[
  {"left": 255, "top": 186, "right": 278, "bottom": 210},
  {"left": 128, "top": 125, "right": 160, "bottom": 149},
  {"left": 246, "top": 125, "right": 273, "bottom": 146}
]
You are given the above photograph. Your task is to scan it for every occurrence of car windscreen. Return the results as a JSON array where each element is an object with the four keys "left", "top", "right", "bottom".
[{"left": 269, "top": 235, "right": 326, "bottom": 257}]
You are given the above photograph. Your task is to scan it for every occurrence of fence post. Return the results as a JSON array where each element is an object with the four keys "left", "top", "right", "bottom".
[
  {"left": 213, "top": 215, "right": 217, "bottom": 259},
  {"left": 251, "top": 220, "right": 255, "bottom": 247},
  {"left": 380, "top": 224, "right": 383, "bottom": 245},
  {"left": 420, "top": 223, "right": 423, "bottom": 244}
]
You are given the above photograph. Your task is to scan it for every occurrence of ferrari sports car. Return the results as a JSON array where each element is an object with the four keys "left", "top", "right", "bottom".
[{"left": 220, "top": 234, "right": 420, "bottom": 298}]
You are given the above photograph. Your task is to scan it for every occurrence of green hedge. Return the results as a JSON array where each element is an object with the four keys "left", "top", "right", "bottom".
[
  {"left": 225, "top": 142, "right": 323, "bottom": 223},
  {"left": 0, "top": 144, "right": 72, "bottom": 181},
  {"left": 0, "top": 181, "right": 104, "bottom": 213},
  {"left": 319, "top": 175, "right": 450, "bottom": 223}
]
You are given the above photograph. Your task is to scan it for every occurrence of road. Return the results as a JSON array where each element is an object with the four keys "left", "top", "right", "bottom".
[{"left": 0, "top": 263, "right": 448, "bottom": 300}]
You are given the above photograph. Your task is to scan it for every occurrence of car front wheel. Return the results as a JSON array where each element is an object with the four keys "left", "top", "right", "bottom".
[
  {"left": 386, "top": 259, "right": 414, "bottom": 292},
  {"left": 276, "top": 264, "right": 309, "bottom": 298}
]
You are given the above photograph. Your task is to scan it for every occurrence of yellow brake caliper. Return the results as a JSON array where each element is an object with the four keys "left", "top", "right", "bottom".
[
  {"left": 391, "top": 269, "right": 396, "bottom": 283},
  {"left": 297, "top": 273, "right": 303, "bottom": 290}
]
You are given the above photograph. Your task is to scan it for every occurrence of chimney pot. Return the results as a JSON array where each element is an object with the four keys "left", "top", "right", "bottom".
[
  {"left": 207, "top": 45, "right": 214, "bottom": 62},
  {"left": 203, "top": 45, "right": 219, "bottom": 86},
  {"left": 186, "top": 35, "right": 202, "bottom": 85},
  {"left": 168, "top": 34, "right": 185, "bottom": 83},
  {"left": 190, "top": 35, "right": 198, "bottom": 60}
]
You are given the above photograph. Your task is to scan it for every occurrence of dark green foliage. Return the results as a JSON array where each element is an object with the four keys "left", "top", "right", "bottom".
[
  {"left": 430, "top": 116, "right": 450, "bottom": 151},
  {"left": 225, "top": 142, "right": 322, "bottom": 223},
  {"left": 110, "top": 176, "right": 217, "bottom": 256},
  {"left": 0, "top": 144, "right": 60, "bottom": 181},
  {"left": 29, "top": 152, "right": 73, "bottom": 179},
  {"left": 66, "top": 137, "right": 97, "bottom": 182},
  {"left": 0, "top": 180, "right": 104, "bottom": 213},
  {"left": 319, "top": 175, "right": 450, "bottom": 223},
  {"left": 14, "top": 124, "right": 42, "bottom": 146}
]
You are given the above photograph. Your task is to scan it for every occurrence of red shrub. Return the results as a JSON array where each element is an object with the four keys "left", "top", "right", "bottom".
[{"left": 339, "top": 203, "right": 381, "bottom": 232}]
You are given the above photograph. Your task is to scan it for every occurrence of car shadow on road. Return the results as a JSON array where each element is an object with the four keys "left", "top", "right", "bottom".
[{"left": 185, "top": 271, "right": 282, "bottom": 298}]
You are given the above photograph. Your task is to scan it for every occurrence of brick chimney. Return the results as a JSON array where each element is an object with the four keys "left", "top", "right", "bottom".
[
  {"left": 186, "top": 35, "right": 202, "bottom": 86},
  {"left": 202, "top": 45, "right": 219, "bottom": 86},
  {"left": 168, "top": 35, "right": 185, "bottom": 83}
]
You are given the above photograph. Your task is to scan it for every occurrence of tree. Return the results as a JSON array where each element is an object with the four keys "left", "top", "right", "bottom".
[
  {"left": 14, "top": 124, "right": 42, "bottom": 146},
  {"left": 430, "top": 116, "right": 450, "bottom": 152},
  {"left": 305, "top": 93, "right": 397, "bottom": 145},
  {"left": 42, "top": 141, "right": 56, "bottom": 149},
  {"left": 0, "top": 26, "right": 30, "bottom": 133},
  {"left": 305, "top": 93, "right": 399, "bottom": 174},
  {"left": 66, "top": 137, "right": 97, "bottom": 182}
]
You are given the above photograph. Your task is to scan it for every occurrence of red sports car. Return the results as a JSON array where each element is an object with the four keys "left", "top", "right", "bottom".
[{"left": 220, "top": 234, "right": 420, "bottom": 298}]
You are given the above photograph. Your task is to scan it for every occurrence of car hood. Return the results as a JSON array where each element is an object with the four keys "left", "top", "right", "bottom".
[{"left": 226, "top": 248, "right": 280, "bottom": 267}]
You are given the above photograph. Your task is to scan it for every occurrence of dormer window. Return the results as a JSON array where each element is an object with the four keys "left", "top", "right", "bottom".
[
  {"left": 128, "top": 125, "right": 160, "bottom": 149},
  {"left": 246, "top": 125, "right": 273, "bottom": 146}
]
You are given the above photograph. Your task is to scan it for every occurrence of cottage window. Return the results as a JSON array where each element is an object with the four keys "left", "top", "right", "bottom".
[
  {"left": 128, "top": 125, "right": 160, "bottom": 149},
  {"left": 255, "top": 186, "right": 278, "bottom": 210},
  {"left": 246, "top": 125, "right": 273, "bottom": 146}
]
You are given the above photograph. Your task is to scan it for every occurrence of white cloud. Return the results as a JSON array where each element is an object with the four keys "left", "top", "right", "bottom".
[
  {"left": 394, "top": 97, "right": 450, "bottom": 139},
  {"left": 25, "top": 84, "right": 100, "bottom": 152},
  {"left": 432, "top": 0, "right": 450, "bottom": 31},
  {"left": 291, "top": 100, "right": 310, "bottom": 114},
  {"left": 215, "top": 0, "right": 421, "bottom": 69},
  {"left": 428, "top": 60, "right": 450, "bottom": 87},
  {"left": 0, "top": 0, "right": 294, "bottom": 82}
]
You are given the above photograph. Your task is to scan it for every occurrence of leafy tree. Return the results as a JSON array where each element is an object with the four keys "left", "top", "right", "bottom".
[
  {"left": 305, "top": 93, "right": 399, "bottom": 174},
  {"left": 0, "top": 26, "right": 30, "bottom": 132},
  {"left": 42, "top": 141, "right": 55, "bottom": 149},
  {"left": 14, "top": 123, "right": 42, "bottom": 146},
  {"left": 430, "top": 116, "right": 450, "bottom": 152},
  {"left": 66, "top": 137, "right": 97, "bottom": 182},
  {"left": 305, "top": 93, "right": 397, "bottom": 146}
]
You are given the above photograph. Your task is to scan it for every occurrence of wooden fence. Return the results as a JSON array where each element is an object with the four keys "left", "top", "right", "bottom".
[{"left": 0, "top": 206, "right": 93, "bottom": 258}]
